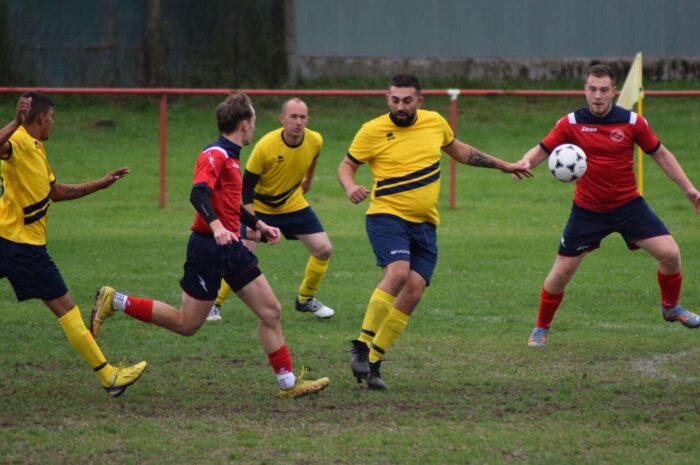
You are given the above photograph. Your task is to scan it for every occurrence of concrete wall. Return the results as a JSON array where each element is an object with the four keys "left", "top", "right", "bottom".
[{"left": 290, "top": 0, "right": 700, "bottom": 81}]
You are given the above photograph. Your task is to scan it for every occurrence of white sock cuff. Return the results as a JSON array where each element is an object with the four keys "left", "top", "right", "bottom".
[
  {"left": 277, "top": 371, "right": 296, "bottom": 390},
  {"left": 113, "top": 292, "right": 128, "bottom": 311}
]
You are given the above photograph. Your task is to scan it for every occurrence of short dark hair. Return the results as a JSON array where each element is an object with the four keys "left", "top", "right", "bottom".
[
  {"left": 216, "top": 93, "right": 253, "bottom": 134},
  {"left": 585, "top": 64, "right": 616, "bottom": 84},
  {"left": 20, "top": 92, "right": 54, "bottom": 124},
  {"left": 389, "top": 74, "right": 422, "bottom": 94}
]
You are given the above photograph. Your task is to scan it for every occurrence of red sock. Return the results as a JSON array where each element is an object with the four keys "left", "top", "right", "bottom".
[
  {"left": 267, "top": 344, "right": 293, "bottom": 375},
  {"left": 658, "top": 271, "right": 682, "bottom": 309},
  {"left": 535, "top": 287, "right": 564, "bottom": 329},
  {"left": 125, "top": 297, "right": 153, "bottom": 322}
]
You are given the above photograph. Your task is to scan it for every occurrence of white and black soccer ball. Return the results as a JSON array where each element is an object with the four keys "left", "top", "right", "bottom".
[{"left": 548, "top": 144, "right": 587, "bottom": 182}]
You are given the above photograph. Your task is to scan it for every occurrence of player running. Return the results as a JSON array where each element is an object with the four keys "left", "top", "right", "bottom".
[
  {"left": 338, "top": 74, "right": 531, "bottom": 390},
  {"left": 90, "top": 93, "right": 330, "bottom": 398},
  {"left": 207, "top": 98, "right": 334, "bottom": 321},
  {"left": 515, "top": 64, "right": 700, "bottom": 348},
  {"left": 0, "top": 92, "right": 146, "bottom": 396}
]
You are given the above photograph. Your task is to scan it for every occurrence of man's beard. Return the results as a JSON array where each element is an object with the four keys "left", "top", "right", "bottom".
[{"left": 389, "top": 110, "right": 417, "bottom": 127}]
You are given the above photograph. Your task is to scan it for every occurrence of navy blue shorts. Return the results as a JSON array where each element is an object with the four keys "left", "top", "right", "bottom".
[
  {"left": 365, "top": 214, "right": 438, "bottom": 285},
  {"left": 240, "top": 206, "right": 324, "bottom": 241},
  {"left": 180, "top": 232, "right": 261, "bottom": 300},
  {"left": 0, "top": 236, "right": 68, "bottom": 301},
  {"left": 558, "top": 197, "right": 670, "bottom": 256}
]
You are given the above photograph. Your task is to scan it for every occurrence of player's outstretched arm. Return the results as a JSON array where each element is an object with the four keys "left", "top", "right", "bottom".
[
  {"left": 443, "top": 139, "right": 532, "bottom": 179},
  {"left": 337, "top": 156, "right": 370, "bottom": 204},
  {"left": 0, "top": 96, "right": 31, "bottom": 157},
  {"left": 511, "top": 144, "right": 548, "bottom": 181},
  {"left": 49, "top": 167, "right": 130, "bottom": 202},
  {"left": 650, "top": 145, "right": 700, "bottom": 215}
]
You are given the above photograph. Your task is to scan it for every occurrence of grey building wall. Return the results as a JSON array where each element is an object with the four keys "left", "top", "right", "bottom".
[
  {"left": 1, "top": 0, "right": 287, "bottom": 87},
  {"left": 291, "top": 0, "right": 700, "bottom": 80}
]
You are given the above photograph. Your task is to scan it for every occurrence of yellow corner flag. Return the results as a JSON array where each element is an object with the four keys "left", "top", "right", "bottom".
[
  {"left": 617, "top": 52, "right": 646, "bottom": 194},
  {"left": 617, "top": 52, "right": 644, "bottom": 110}
]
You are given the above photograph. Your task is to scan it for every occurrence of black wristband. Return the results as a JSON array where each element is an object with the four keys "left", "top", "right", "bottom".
[{"left": 240, "top": 205, "right": 259, "bottom": 229}]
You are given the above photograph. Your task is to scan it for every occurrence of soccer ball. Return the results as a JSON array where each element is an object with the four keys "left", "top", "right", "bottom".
[{"left": 548, "top": 144, "right": 587, "bottom": 182}]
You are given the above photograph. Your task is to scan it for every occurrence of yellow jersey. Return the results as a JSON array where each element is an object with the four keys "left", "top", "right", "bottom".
[
  {"left": 246, "top": 127, "right": 323, "bottom": 215},
  {"left": 0, "top": 126, "right": 55, "bottom": 245},
  {"left": 347, "top": 109, "right": 454, "bottom": 224}
]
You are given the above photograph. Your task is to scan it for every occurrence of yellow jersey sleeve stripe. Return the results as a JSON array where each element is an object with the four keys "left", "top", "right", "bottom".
[
  {"left": 376, "top": 161, "right": 440, "bottom": 188},
  {"left": 23, "top": 193, "right": 51, "bottom": 215},
  {"left": 375, "top": 170, "right": 441, "bottom": 198}
]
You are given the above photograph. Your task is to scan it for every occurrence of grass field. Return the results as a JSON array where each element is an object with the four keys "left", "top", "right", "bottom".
[{"left": 1, "top": 91, "right": 700, "bottom": 464}]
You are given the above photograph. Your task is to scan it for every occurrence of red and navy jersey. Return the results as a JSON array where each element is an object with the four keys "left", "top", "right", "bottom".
[
  {"left": 541, "top": 105, "right": 661, "bottom": 212},
  {"left": 191, "top": 136, "right": 244, "bottom": 235}
]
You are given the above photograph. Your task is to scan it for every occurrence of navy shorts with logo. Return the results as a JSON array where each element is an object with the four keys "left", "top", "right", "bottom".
[
  {"left": 180, "top": 232, "right": 261, "bottom": 300},
  {"left": 240, "top": 206, "right": 324, "bottom": 241},
  {"left": 365, "top": 213, "right": 438, "bottom": 285},
  {"left": 0, "top": 236, "right": 68, "bottom": 302},
  {"left": 558, "top": 197, "right": 670, "bottom": 256}
]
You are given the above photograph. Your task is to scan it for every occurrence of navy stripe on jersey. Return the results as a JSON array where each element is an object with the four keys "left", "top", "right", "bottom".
[
  {"left": 573, "top": 106, "right": 631, "bottom": 125},
  {"left": 346, "top": 152, "right": 363, "bottom": 164},
  {"left": 24, "top": 206, "right": 49, "bottom": 225},
  {"left": 377, "top": 161, "right": 441, "bottom": 188},
  {"left": 192, "top": 181, "right": 212, "bottom": 194},
  {"left": 23, "top": 194, "right": 50, "bottom": 215},
  {"left": 647, "top": 141, "right": 661, "bottom": 155},
  {"left": 375, "top": 171, "right": 440, "bottom": 198},
  {"left": 254, "top": 182, "right": 301, "bottom": 208}
]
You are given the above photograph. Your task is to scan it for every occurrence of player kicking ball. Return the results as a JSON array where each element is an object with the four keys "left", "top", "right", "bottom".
[
  {"left": 515, "top": 64, "right": 700, "bottom": 348},
  {"left": 90, "top": 93, "right": 330, "bottom": 398}
]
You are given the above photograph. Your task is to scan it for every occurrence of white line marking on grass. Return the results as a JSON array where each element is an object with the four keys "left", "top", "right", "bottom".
[{"left": 630, "top": 349, "right": 700, "bottom": 382}]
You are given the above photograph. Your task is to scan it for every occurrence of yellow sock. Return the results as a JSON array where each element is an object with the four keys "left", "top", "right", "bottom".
[
  {"left": 358, "top": 288, "right": 395, "bottom": 345},
  {"left": 215, "top": 279, "right": 232, "bottom": 306},
  {"left": 369, "top": 307, "right": 410, "bottom": 363},
  {"left": 58, "top": 306, "right": 116, "bottom": 386},
  {"left": 297, "top": 256, "right": 329, "bottom": 302}
]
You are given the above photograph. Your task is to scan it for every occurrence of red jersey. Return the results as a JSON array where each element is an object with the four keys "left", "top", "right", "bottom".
[
  {"left": 190, "top": 136, "right": 244, "bottom": 235},
  {"left": 541, "top": 106, "right": 661, "bottom": 212}
]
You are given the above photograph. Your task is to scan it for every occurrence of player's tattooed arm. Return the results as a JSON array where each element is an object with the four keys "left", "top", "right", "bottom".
[
  {"left": 50, "top": 168, "right": 129, "bottom": 202},
  {"left": 467, "top": 149, "right": 497, "bottom": 168},
  {"left": 50, "top": 183, "right": 91, "bottom": 201}
]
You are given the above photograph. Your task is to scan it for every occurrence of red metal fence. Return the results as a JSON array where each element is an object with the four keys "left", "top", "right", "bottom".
[{"left": 1, "top": 87, "right": 698, "bottom": 208}]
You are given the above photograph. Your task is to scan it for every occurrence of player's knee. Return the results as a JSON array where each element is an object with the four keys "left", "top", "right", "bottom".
[
  {"left": 259, "top": 302, "right": 282, "bottom": 326},
  {"left": 314, "top": 242, "right": 332, "bottom": 260},
  {"left": 659, "top": 249, "right": 681, "bottom": 271},
  {"left": 172, "top": 313, "right": 205, "bottom": 336},
  {"left": 384, "top": 270, "right": 409, "bottom": 291},
  {"left": 177, "top": 321, "right": 201, "bottom": 336},
  {"left": 546, "top": 270, "right": 574, "bottom": 291}
]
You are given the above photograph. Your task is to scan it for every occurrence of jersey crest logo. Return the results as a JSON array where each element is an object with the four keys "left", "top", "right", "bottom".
[
  {"left": 610, "top": 128, "right": 625, "bottom": 143},
  {"left": 231, "top": 161, "right": 240, "bottom": 170},
  {"left": 386, "top": 132, "right": 395, "bottom": 141},
  {"left": 276, "top": 155, "right": 284, "bottom": 163}
]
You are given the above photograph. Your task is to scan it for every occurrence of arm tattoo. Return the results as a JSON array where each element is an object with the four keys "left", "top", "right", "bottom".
[
  {"left": 468, "top": 150, "right": 496, "bottom": 168},
  {"left": 59, "top": 185, "right": 89, "bottom": 197}
]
